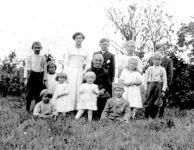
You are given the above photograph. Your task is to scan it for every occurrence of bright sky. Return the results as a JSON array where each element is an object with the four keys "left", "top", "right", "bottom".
[{"left": 0, "top": 0, "right": 194, "bottom": 60}]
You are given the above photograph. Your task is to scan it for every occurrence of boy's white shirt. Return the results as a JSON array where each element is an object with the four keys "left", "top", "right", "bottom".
[
  {"left": 144, "top": 65, "right": 167, "bottom": 91},
  {"left": 24, "top": 53, "right": 46, "bottom": 78}
]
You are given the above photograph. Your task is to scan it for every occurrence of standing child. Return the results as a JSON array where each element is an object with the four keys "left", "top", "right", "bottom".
[
  {"left": 45, "top": 61, "right": 57, "bottom": 94},
  {"left": 75, "top": 71, "right": 99, "bottom": 121},
  {"left": 119, "top": 58, "right": 143, "bottom": 120},
  {"left": 24, "top": 41, "right": 47, "bottom": 113},
  {"left": 101, "top": 83, "right": 130, "bottom": 123},
  {"left": 52, "top": 72, "right": 72, "bottom": 115},
  {"left": 144, "top": 52, "right": 167, "bottom": 119},
  {"left": 33, "top": 89, "right": 57, "bottom": 118}
]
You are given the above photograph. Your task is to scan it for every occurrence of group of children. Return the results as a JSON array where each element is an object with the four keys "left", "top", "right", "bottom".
[{"left": 27, "top": 40, "right": 168, "bottom": 123}]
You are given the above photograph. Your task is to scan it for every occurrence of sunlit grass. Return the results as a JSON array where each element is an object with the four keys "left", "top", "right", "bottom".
[{"left": 0, "top": 96, "right": 194, "bottom": 150}]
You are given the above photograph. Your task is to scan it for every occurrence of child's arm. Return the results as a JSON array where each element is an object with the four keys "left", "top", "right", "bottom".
[
  {"left": 101, "top": 99, "right": 111, "bottom": 120},
  {"left": 123, "top": 102, "right": 131, "bottom": 122},
  {"left": 93, "top": 85, "right": 99, "bottom": 95},
  {"left": 130, "top": 73, "right": 143, "bottom": 86},
  {"left": 162, "top": 67, "right": 167, "bottom": 92},
  {"left": 33, "top": 103, "right": 51, "bottom": 118},
  {"left": 144, "top": 67, "right": 151, "bottom": 91},
  {"left": 56, "top": 84, "right": 69, "bottom": 99},
  {"left": 119, "top": 69, "right": 129, "bottom": 87}
]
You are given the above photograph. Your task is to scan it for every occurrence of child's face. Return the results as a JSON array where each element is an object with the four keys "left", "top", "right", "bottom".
[
  {"left": 152, "top": 56, "right": 162, "bottom": 66},
  {"left": 58, "top": 76, "right": 66, "bottom": 84},
  {"left": 33, "top": 46, "right": 41, "bottom": 55},
  {"left": 42, "top": 94, "right": 52, "bottom": 104},
  {"left": 86, "top": 76, "right": 95, "bottom": 84},
  {"left": 114, "top": 88, "right": 124, "bottom": 98},
  {"left": 128, "top": 60, "right": 137, "bottom": 71},
  {"left": 48, "top": 66, "right": 56, "bottom": 74},
  {"left": 100, "top": 42, "right": 109, "bottom": 51}
]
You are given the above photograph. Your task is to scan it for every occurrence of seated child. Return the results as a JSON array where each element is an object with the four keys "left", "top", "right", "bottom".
[
  {"left": 33, "top": 89, "right": 57, "bottom": 118},
  {"left": 101, "top": 83, "right": 130, "bottom": 123}
]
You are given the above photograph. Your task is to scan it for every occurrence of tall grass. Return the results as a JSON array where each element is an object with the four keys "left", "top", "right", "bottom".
[{"left": 0, "top": 96, "right": 194, "bottom": 150}]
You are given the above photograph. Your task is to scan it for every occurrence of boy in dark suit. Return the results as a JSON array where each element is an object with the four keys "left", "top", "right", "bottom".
[{"left": 93, "top": 38, "right": 115, "bottom": 83}]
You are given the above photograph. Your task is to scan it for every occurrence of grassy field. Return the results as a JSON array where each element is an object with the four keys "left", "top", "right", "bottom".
[{"left": 0, "top": 96, "right": 194, "bottom": 150}]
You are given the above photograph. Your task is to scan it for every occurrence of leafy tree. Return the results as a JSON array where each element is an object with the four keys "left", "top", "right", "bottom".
[{"left": 106, "top": 0, "right": 174, "bottom": 56}]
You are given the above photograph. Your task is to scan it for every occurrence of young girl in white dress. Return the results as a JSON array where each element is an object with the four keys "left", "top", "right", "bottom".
[
  {"left": 51, "top": 72, "right": 72, "bottom": 115},
  {"left": 75, "top": 71, "right": 99, "bottom": 121},
  {"left": 119, "top": 58, "right": 143, "bottom": 120},
  {"left": 45, "top": 61, "right": 57, "bottom": 94}
]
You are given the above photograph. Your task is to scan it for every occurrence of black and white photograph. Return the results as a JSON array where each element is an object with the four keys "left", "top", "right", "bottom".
[{"left": 0, "top": 0, "right": 194, "bottom": 149}]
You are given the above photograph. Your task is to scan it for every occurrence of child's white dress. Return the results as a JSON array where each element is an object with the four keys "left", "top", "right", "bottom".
[
  {"left": 51, "top": 82, "right": 73, "bottom": 112},
  {"left": 77, "top": 83, "right": 99, "bottom": 110},
  {"left": 47, "top": 73, "right": 57, "bottom": 93},
  {"left": 120, "top": 68, "right": 143, "bottom": 108}
]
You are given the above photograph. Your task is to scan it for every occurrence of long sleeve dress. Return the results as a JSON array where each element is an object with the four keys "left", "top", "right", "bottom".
[
  {"left": 120, "top": 68, "right": 143, "bottom": 108},
  {"left": 64, "top": 47, "right": 89, "bottom": 110},
  {"left": 77, "top": 83, "right": 99, "bottom": 111},
  {"left": 51, "top": 82, "right": 72, "bottom": 112}
]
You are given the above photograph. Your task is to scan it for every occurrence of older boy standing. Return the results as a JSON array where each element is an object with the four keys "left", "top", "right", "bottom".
[
  {"left": 93, "top": 38, "right": 115, "bottom": 83},
  {"left": 24, "top": 41, "right": 47, "bottom": 113}
]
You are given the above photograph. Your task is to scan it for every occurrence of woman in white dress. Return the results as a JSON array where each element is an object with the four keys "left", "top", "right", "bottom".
[{"left": 64, "top": 32, "right": 89, "bottom": 110}]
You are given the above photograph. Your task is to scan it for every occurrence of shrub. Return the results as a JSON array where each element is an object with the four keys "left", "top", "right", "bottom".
[
  {"left": 167, "top": 52, "right": 194, "bottom": 109},
  {"left": 0, "top": 51, "right": 25, "bottom": 97}
]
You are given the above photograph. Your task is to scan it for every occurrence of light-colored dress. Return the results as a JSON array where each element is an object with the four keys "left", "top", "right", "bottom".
[
  {"left": 64, "top": 47, "right": 89, "bottom": 110},
  {"left": 51, "top": 82, "right": 72, "bottom": 112},
  {"left": 77, "top": 83, "right": 99, "bottom": 110},
  {"left": 120, "top": 68, "right": 143, "bottom": 108},
  {"left": 46, "top": 73, "right": 57, "bottom": 94}
]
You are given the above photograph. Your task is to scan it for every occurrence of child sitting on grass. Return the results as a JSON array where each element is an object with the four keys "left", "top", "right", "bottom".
[
  {"left": 101, "top": 83, "right": 130, "bottom": 123},
  {"left": 33, "top": 89, "right": 57, "bottom": 118}
]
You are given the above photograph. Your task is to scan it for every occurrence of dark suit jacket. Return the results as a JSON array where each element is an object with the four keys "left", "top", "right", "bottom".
[
  {"left": 93, "top": 51, "right": 115, "bottom": 83},
  {"left": 143, "top": 56, "right": 173, "bottom": 87}
]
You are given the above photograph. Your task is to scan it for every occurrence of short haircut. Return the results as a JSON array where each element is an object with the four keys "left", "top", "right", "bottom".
[
  {"left": 55, "top": 72, "right": 67, "bottom": 81},
  {"left": 127, "top": 58, "right": 138, "bottom": 70},
  {"left": 99, "top": 38, "right": 109, "bottom": 44},
  {"left": 84, "top": 71, "right": 96, "bottom": 80},
  {"left": 154, "top": 43, "right": 165, "bottom": 52},
  {"left": 40, "top": 89, "right": 53, "bottom": 99},
  {"left": 113, "top": 83, "right": 124, "bottom": 90},
  {"left": 93, "top": 53, "right": 104, "bottom": 62},
  {"left": 31, "top": 41, "right": 42, "bottom": 49},
  {"left": 72, "top": 32, "right": 85, "bottom": 40},
  {"left": 47, "top": 61, "right": 57, "bottom": 72},
  {"left": 152, "top": 51, "right": 163, "bottom": 59}
]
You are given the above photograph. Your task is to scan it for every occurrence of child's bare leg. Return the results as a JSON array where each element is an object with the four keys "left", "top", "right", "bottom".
[
  {"left": 132, "top": 108, "right": 137, "bottom": 120},
  {"left": 88, "top": 110, "right": 93, "bottom": 121},
  {"left": 75, "top": 110, "right": 85, "bottom": 119}
]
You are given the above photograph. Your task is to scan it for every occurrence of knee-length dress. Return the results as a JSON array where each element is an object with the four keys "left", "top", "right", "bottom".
[
  {"left": 51, "top": 82, "right": 72, "bottom": 112},
  {"left": 119, "top": 68, "right": 143, "bottom": 108},
  {"left": 46, "top": 73, "right": 57, "bottom": 94},
  {"left": 64, "top": 47, "right": 89, "bottom": 110},
  {"left": 77, "top": 83, "right": 99, "bottom": 110}
]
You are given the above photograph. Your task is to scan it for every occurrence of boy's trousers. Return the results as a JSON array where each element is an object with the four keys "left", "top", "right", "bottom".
[{"left": 26, "top": 71, "right": 44, "bottom": 112}]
